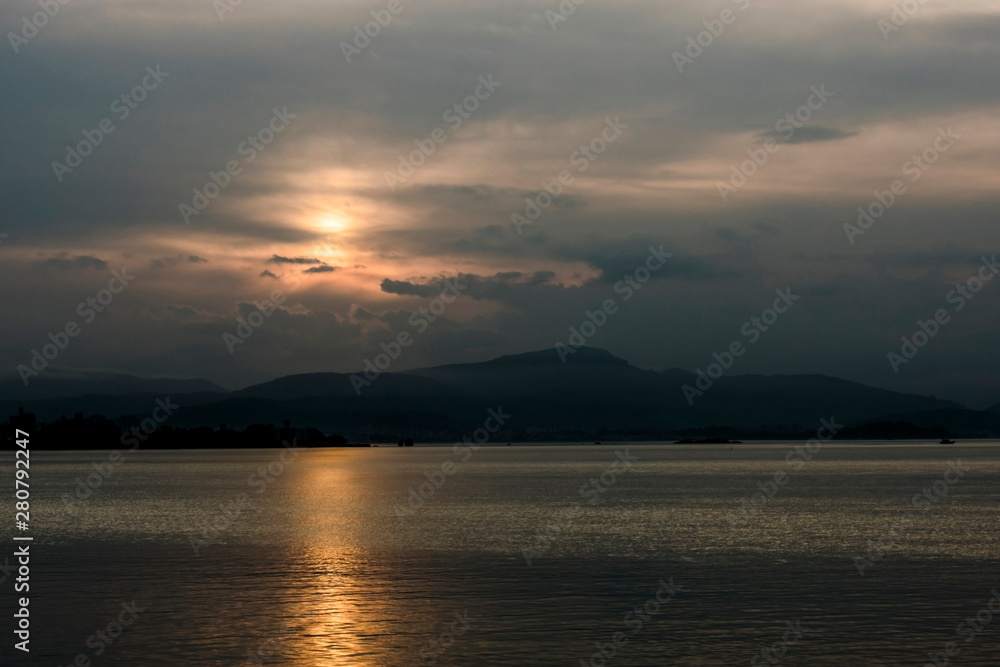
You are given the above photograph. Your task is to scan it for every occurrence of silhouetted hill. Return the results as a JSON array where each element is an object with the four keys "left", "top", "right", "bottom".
[
  {"left": 229, "top": 348, "right": 965, "bottom": 435},
  {"left": 404, "top": 347, "right": 667, "bottom": 402},
  {"left": 679, "top": 373, "right": 965, "bottom": 428},
  {"left": 834, "top": 421, "right": 951, "bottom": 440},
  {"left": 989, "top": 403, "right": 1000, "bottom": 416},
  {"left": 867, "top": 409, "right": 1000, "bottom": 437},
  {"left": 0, "top": 391, "right": 227, "bottom": 423},
  {"left": 0, "top": 371, "right": 225, "bottom": 400},
  {"left": 235, "top": 372, "right": 454, "bottom": 400},
  {"left": 2, "top": 348, "right": 983, "bottom": 443}
]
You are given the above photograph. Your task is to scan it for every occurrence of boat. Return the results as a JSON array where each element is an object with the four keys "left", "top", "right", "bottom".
[{"left": 939, "top": 439, "right": 956, "bottom": 444}]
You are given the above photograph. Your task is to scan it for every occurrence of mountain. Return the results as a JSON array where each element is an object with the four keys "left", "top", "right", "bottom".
[
  {"left": 0, "top": 370, "right": 225, "bottom": 401},
  {"left": 234, "top": 371, "right": 454, "bottom": 400},
  {"left": 2, "top": 348, "right": 983, "bottom": 441},
  {"left": 403, "top": 347, "right": 668, "bottom": 403},
  {"left": 868, "top": 408, "right": 1000, "bottom": 437},
  {"left": 988, "top": 403, "right": 1000, "bottom": 416},
  {"left": 678, "top": 373, "right": 965, "bottom": 429},
  {"left": 229, "top": 347, "right": 965, "bottom": 435}
]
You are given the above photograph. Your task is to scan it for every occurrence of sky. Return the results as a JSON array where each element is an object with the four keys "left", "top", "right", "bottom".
[{"left": 1, "top": 0, "right": 999, "bottom": 407}]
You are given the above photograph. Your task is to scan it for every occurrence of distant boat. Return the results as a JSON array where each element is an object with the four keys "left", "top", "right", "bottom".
[{"left": 939, "top": 439, "right": 956, "bottom": 444}]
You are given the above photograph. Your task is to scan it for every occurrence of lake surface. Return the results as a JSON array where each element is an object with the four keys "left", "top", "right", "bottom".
[{"left": 3, "top": 442, "right": 1000, "bottom": 665}]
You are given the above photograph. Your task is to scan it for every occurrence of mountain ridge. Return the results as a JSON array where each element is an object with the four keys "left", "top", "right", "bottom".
[{"left": 5, "top": 348, "right": 993, "bottom": 438}]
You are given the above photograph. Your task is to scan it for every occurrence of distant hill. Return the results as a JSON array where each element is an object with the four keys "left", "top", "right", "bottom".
[
  {"left": 235, "top": 371, "right": 454, "bottom": 400},
  {"left": 1, "top": 349, "right": 984, "bottom": 441},
  {"left": 870, "top": 408, "right": 1000, "bottom": 437},
  {"left": 0, "top": 370, "right": 225, "bottom": 401},
  {"left": 0, "top": 391, "right": 228, "bottom": 424},
  {"left": 404, "top": 347, "right": 668, "bottom": 403},
  {"left": 681, "top": 373, "right": 965, "bottom": 430},
  {"left": 230, "top": 347, "right": 965, "bottom": 435},
  {"left": 989, "top": 403, "right": 1000, "bottom": 416},
  {"left": 834, "top": 421, "right": 951, "bottom": 440}
]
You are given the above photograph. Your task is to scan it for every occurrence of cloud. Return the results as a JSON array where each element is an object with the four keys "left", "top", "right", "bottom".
[
  {"left": 40, "top": 255, "right": 108, "bottom": 270},
  {"left": 350, "top": 305, "right": 378, "bottom": 321},
  {"left": 381, "top": 270, "right": 559, "bottom": 302},
  {"left": 267, "top": 255, "right": 322, "bottom": 265},
  {"left": 151, "top": 254, "right": 209, "bottom": 269},
  {"left": 304, "top": 265, "right": 336, "bottom": 274},
  {"left": 381, "top": 278, "right": 440, "bottom": 298},
  {"left": 760, "top": 125, "right": 859, "bottom": 144}
]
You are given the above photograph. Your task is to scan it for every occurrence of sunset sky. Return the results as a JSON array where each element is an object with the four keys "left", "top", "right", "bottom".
[{"left": 2, "top": 0, "right": 999, "bottom": 406}]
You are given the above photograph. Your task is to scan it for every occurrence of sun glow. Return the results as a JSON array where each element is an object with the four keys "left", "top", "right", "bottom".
[{"left": 319, "top": 215, "right": 348, "bottom": 232}]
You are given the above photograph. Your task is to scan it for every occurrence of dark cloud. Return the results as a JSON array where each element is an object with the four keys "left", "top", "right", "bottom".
[
  {"left": 304, "top": 265, "right": 336, "bottom": 274},
  {"left": 40, "top": 255, "right": 108, "bottom": 270},
  {"left": 760, "top": 125, "right": 859, "bottom": 144},
  {"left": 351, "top": 305, "right": 378, "bottom": 321},
  {"left": 381, "top": 271, "right": 559, "bottom": 302},
  {"left": 548, "top": 238, "right": 732, "bottom": 284},
  {"left": 151, "top": 254, "right": 209, "bottom": 269},
  {"left": 267, "top": 255, "right": 322, "bottom": 265},
  {"left": 381, "top": 278, "right": 440, "bottom": 298}
]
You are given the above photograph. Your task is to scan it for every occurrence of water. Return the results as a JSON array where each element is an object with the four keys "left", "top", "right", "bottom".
[{"left": 3, "top": 442, "right": 999, "bottom": 665}]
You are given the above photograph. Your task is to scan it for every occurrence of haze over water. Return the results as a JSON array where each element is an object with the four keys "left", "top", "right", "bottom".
[{"left": 4, "top": 442, "right": 999, "bottom": 665}]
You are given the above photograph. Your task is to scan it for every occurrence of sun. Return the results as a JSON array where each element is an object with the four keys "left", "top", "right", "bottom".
[
  {"left": 319, "top": 215, "right": 348, "bottom": 232},
  {"left": 305, "top": 213, "right": 355, "bottom": 262}
]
